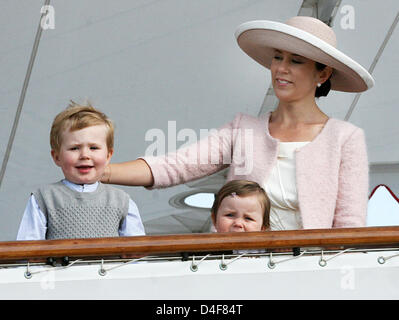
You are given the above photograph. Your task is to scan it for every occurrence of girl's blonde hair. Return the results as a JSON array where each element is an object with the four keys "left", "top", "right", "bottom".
[{"left": 50, "top": 101, "right": 114, "bottom": 152}]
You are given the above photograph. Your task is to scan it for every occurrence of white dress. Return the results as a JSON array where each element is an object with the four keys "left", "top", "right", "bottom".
[{"left": 263, "top": 141, "right": 310, "bottom": 230}]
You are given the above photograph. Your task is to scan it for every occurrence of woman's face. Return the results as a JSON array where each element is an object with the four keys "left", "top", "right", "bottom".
[{"left": 270, "top": 49, "right": 328, "bottom": 103}]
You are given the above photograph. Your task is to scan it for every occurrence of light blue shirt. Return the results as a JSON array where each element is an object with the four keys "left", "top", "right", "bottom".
[{"left": 16, "top": 180, "right": 145, "bottom": 240}]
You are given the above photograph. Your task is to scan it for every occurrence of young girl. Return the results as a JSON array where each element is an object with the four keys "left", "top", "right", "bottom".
[{"left": 211, "top": 180, "right": 270, "bottom": 233}]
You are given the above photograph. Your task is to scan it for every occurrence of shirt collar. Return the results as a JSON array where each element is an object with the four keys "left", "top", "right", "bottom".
[{"left": 62, "top": 179, "right": 99, "bottom": 192}]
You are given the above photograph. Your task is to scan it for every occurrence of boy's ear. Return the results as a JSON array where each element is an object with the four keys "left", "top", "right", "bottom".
[
  {"left": 106, "top": 148, "right": 114, "bottom": 162},
  {"left": 51, "top": 150, "right": 61, "bottom": 167}
]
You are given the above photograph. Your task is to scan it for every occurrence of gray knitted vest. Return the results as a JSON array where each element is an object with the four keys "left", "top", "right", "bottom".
[{"left": 33, "top": 181, "right": 129, "bottom": 240}]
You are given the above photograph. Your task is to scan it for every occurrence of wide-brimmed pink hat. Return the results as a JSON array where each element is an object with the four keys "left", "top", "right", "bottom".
[{"left": 235, "top": 16, "right": 374, "bottom": 92}]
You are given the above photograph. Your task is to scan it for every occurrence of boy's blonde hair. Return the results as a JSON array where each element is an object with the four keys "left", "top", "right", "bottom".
[
  {"left": 211, "top": 180, "right": 271, "bottom": 230},
  {"left": 50, "top": 101, "right": 114, "bottom": 153}
]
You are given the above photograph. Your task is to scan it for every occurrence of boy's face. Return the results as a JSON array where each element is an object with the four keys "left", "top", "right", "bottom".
[
  {"left": 51, "top": 125, "right": 113, "bottom": 185},
  {"left": 212, "top": 194, "right": 265, "bottom": 233}
]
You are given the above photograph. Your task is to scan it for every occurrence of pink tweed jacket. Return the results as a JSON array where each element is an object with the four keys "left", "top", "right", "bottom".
[{"left": 142, "top": 112, "right": 369, "bottom": 229}]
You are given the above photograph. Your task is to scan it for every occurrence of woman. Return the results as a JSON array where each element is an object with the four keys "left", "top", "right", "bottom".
[{"left": 102, "top": 16, "right": 374, "bottom": 230}]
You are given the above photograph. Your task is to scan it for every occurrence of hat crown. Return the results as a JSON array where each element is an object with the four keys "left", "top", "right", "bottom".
[
  {"left": 285, "top": 16, "right": 337, "bottom": 47},
  {"left": 234, "top": 16, "right": 374, "bottom": 91}
]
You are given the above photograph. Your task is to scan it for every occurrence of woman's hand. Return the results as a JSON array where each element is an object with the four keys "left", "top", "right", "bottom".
[{"left": 100, "top": 159, "right": 154, "bottom": 187}]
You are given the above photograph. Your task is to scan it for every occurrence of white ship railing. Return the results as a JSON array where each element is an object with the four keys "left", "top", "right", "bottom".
[{"left": 1, "top": 226, "right": 399, "bottom": 300}]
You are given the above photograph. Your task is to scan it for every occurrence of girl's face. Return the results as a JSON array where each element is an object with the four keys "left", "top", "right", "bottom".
[
  {"left": 212, "top": 194, "right": 265, "bottom": 233},
  {"left": 270, "top": 49, "right": 330, "bottom": 103},
  {"left": 51, "top": 125, "right": 113, "bottom": 185}
]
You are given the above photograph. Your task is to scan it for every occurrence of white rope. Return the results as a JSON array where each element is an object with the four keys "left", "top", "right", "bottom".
[
  {"left": 190, "top": 254, "right": 210, "bottom": 272},
  {"left": 377, "top": 252, "right": 399, "bottom": 264},
  {"left": 219, "top": 252, "right": 248, "bottom": 271},
  {"left": 319, "top": 248, "right": 354, "bottom": 267},
  {"left": 268, "top": 250, "right": 307, "bottom": 269},
  {"left": 24, "top": 262, "right": 32, "bottom": 279},
  {"left": 99, "top": 256, "right": 147, "bottom": 276},
  {"left": 24, "top": 259, "right": 82, "bottom": 278}
]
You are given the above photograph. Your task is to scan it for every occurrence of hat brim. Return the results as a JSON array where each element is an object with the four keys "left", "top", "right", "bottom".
[{"left": 235, "top": 20, "right": 374, "bottom": 92}]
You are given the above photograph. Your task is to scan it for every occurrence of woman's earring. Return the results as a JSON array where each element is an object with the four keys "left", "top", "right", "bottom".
[{"left": 317, "top": 83, "right": 321, "bottom": 87}]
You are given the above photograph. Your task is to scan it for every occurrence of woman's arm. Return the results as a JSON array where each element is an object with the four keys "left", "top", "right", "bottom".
[
  {"left": 140, "top": 114, "right": 244, "bottom": 189},
  {"left": 102, "top": 113, "right": 243, "bottom": 188},
  {"left": 102, "top": 159, "right": 154, "bottom": 187},
  {"left": 334, "top": 128, "right": 369, "bottom": 227}
]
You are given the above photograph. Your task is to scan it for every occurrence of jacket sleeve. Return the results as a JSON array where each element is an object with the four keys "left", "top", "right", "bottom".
[
  {"left": 333, "top": 127, "right": 369, "bottom": 227},
  {"left": 141, "top": 113, "right": 243, "bottom": 189}
]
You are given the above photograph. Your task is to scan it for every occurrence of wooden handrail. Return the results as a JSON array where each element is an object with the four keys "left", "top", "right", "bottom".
[{"left": 1, "top": 226, "right": 399, "bottom": 262}]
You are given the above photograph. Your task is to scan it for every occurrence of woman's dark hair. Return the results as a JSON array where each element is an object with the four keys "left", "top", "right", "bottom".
[{"left": 315, "top": 62, "right": 332, "bottom": 98}]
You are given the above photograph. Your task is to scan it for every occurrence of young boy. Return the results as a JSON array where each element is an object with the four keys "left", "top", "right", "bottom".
[
  {"left": 17, "top": 102, "right": 145, "bottom": 240},
  {"left": 211, "top": 180, "right": 270, "bottom": 233}
]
